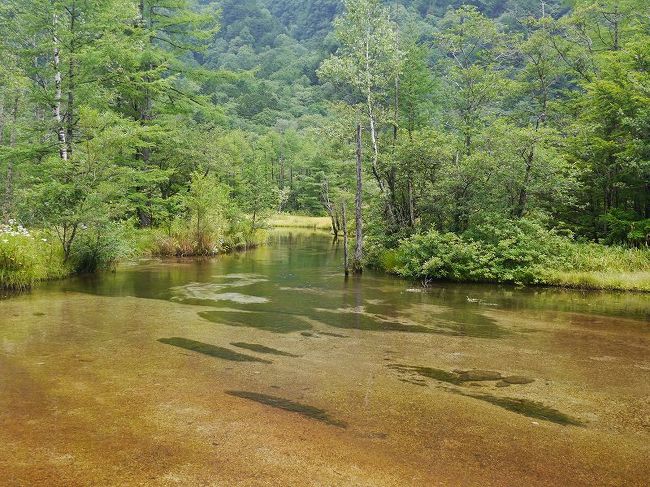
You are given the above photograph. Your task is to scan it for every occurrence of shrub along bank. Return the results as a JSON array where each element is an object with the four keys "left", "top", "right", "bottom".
[{"left": 366, "top": 218, "right": 650, "bottom": 292}]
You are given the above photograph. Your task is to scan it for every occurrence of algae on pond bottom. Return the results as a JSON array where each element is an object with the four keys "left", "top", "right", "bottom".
[{"left": 388, "top": 364, "right": 465, "bottom": 385}]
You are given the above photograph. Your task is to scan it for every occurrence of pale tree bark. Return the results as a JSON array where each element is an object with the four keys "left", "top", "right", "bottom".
[
  {"left": 321, "top": 179, "right": 339, "bottom": 238},
  {"left": 137, "top": 0, "right": 154, "bottom": 227},
  {"left": 393, "top": 0, "right": 400, "bottom": 142},
  {"left": 353, "top": 122, "right": 363, "bottom": 273},
  {"left": 407, "top": 176, "right": 415, "bottom": 226},
  {"left": 342, "top": 201, "right": 349, "bottom": 276},
  {"left": 65, "top": 0, "right": 77, "bottom": 157},
  {"left": 53, "top": 13, "right": 68, "bottom": 161},
  {"left": 364, "top": 34, "right": 398, "bottom": 224}
]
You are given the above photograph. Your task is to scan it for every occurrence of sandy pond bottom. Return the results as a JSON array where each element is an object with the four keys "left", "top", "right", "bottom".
[{"left": 0, "top": 232, "right": 649, "bottom": 486}]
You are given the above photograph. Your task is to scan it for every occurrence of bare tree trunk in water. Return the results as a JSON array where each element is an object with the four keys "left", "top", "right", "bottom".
[
  {"left": 321, "top": 179, "right": 339, "bottom": 238},
  {"left": 53, "top": 13, "right": 68, "bottom": 160},
  {"left": 353, "top": 122, "right": 363, "bottom": 273},
  {"left": 342, "top": 201, "right": 349, "bottom": 276}
]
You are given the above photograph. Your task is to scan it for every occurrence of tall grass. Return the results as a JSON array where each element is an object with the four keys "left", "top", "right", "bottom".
[
  {"left": 130, "top": 219, "right": 269, "bottom": 257},
  {"left": 0, "top": 224, "right": 69, "bottom": 290},
  {"left": 269, "top": 213, "right": 332, "bottom": 231},
  {"left": 542, "top": 243, "right": 650, "bottom": 291}
]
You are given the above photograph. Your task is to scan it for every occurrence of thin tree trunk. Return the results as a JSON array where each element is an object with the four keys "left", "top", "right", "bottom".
[
  {"left": 407, "top": 175, "right": 415, "bottom": 226},
  {"left": 515, "top": 149, "right": 534, "bottom": 218},
  {"left": 53, "top": 13, "right": 68, "bottom": 161},
  {"left": 65, "top": 0, "right": 76, "bottom": 157},
  {"left": 342, "top": 201, "right": 349, "bottom": 276},
  {"left": 2, "top": 96, "right": 18, "bottom": 222},
  {"left": 393, "top": 0, "right": 399, "bottom": 142},
  {"left": 136, "top": 0, "right": 154, "bottom": 227},
  {"left": 353, "top": 122, "right": 363, "bottom": 273},
  {"left": 0, "top": 97, "right": 5, "bottom": 146},
  {"left": 321, "top": 179, "right": 339, "bottom": 237},
  {"left": 364, "top": 36, "right": 383, "bottom": 194}
]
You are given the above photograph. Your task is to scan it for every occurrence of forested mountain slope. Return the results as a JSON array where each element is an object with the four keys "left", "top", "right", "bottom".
[{"left": 0, "top": 0, "right": 648, "bottom": 290}]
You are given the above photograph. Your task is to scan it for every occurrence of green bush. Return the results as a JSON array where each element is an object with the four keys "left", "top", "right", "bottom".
[
  {"left": 68, "top": 222, "right": 129, "bottom": 273},
  {"left": 392, "top": 231, "right": 493, "bottom": 282},
  {"left": 382, "top": 217, "right": 650, "bottom": 289}
]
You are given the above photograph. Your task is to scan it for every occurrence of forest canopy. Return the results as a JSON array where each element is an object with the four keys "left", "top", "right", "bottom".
[{"left": 0, "top": 0, "right": 648, "bottom": 289}]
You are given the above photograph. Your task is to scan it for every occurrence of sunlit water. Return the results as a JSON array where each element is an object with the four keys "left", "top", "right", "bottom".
[{"left": 1, "top": 231, "right": 648, "bottom": 485}]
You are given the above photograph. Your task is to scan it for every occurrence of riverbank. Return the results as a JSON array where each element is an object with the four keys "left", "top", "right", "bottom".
[
  {"left": 367, "top": 223, "right": 650, "bottom": 293},
  {"left": 3, "top": 216, "right": 648, "bottom": 293},
  {"left": 0, "top": 222, "right": 271, "bottom": 292},
  {"left": 0, "top": 216, "right": 334, "bottom": 292}
]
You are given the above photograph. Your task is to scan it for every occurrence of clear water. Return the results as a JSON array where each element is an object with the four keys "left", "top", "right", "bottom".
[{"left": 1, "top": 231, "right": 648, "bottom": 485}]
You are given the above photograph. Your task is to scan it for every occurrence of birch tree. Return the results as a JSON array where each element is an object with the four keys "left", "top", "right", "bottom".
[{"left": 318, "top": 0, "right": 401, "bottom": 270}]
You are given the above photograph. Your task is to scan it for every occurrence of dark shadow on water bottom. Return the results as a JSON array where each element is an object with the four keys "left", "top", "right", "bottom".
[
  {"left": 313, "top": 311, "right": 454, "bottom": 334},
  {"left": 231, "top": 342, "right": 300, "bottom": 357},
  {"left": 226, "top": 390, "right": 347, "bottom": 428},
  {"left": 199, "top": 310, "right": 312, "bottom": 333},
  {"left": 458, "top": 391, "right": 583, "bottom": 426},
  {"left": 158, "top": 337, "right": 272, "bottom": 363},
  {"left": 388, "top": 364, "right": 578, "bottom": 426}
]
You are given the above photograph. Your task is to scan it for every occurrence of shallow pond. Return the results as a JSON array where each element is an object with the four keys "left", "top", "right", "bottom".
[{"left": 1, "top": 231, "right": 648, "bottom": 485}]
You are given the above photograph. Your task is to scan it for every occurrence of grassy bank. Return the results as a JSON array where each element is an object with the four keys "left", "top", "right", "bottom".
[
  {"left": 268, "top": 214, "right": 332, "bottom": 231},
  {"left": 0, "top": 220, "right": 270, "bottom": 292},
  {"left": 368, "top": 219, "right": 650, "bottom": 292},
  {"left": 0, "top": 223, "right": 70, "bottom": 291}
]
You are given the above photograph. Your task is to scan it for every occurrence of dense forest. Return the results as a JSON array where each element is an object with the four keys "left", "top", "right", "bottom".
[{"left": 0, "top": 0, "right": 648, "bottom": 290}]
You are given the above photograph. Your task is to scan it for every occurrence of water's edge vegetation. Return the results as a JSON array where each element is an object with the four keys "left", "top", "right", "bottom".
[{"left": 1, "top": 216, "right": 648, "bottom": 293}]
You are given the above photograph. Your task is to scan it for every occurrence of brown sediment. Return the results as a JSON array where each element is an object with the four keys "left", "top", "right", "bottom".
[
  {"left": 225, "top": 390, "right": 347, "bottom": 428},
  {"left": 1, "top": 234, "right": 649, "bottom": 486},
  {"left": 158, "top": 337, "right": 272, "bottom": 363}
]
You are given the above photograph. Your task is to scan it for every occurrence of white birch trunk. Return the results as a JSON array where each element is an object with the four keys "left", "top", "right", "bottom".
[{"left": 53, "top": 13, "right": 68, "bottom": 161}]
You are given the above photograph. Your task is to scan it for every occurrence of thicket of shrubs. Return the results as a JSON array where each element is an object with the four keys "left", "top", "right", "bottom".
[
  {"left": 0, "top": 172, "right": 271, "bottom": 291},
  {"left": 367, "top": 218, "right": 650, "bottom": 291}
]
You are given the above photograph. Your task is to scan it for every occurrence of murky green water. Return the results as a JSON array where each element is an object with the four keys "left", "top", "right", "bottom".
[{"left": 1, "top": 231, "right": 649, "bottom": 486}]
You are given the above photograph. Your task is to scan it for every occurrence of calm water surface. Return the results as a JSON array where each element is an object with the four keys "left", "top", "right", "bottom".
[{"left": 1, "top": 231, "right": 648, "bottom": 486}]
